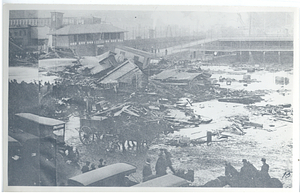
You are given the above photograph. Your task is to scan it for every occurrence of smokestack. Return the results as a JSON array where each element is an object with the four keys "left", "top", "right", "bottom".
[{"left": 50, "top": 12, "right": 64, "bottom": 30}]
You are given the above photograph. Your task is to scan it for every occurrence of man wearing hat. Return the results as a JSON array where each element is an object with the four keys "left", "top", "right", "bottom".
[
  {"left": 142, "top": 158, "right": 153, "bottom": 182},
  {"left": 240, "top": 159, "right": 256, "bottom": 187},
  {"left": 240, "top": 159, "right": 248, "bottom": 175},
  {"left": 155, "top": 149, "right": 167, "bottom": 176},
  {"left": 81, "top": 161, "right": 90, "bottom": 173},
  {"left": 98, "top": 158, "right": 105, "bottom": 168},
  {"left": 260, "top": 158, "right": 271, "bottom": 186},
  {"left": 261, "top": 158, "right": 269, "bottom": 173},
  {"left": 164, "top": 149, "right": 176, "bottom": 174}
]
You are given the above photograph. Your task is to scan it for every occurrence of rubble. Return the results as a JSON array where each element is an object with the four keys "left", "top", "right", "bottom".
[
  {"left": 218, "top": 95, "right": 263, "bottom": 105},
  {"left": 10, "top": 41, "right": 293, "bottom": 187},
  {"left": 245, "top": 104, "right": 293, "bottom": 123}
]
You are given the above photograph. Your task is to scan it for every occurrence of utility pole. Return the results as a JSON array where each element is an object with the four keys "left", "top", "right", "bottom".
[{"left": 249, "top": 12, "right": 252, "bottom": 36}]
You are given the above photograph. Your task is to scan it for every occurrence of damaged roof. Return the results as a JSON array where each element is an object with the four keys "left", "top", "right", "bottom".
[
  {"left": 99, "top": 60, "right": 140, "bottom": 84},
  {"left": 115, "top": 46, "right": 156, "bottom": 58},
  {"left": 96, "top": 51, "right": 116, "bottom": 63},
  {"left": 79, "top": 51, "right": 117, "bottom": 75},
  {"left": 153, "top": 69, "right": 202, "bottom": 82},
  {"left": 48, "top": 24, "right": 126, "bottom": 35}
]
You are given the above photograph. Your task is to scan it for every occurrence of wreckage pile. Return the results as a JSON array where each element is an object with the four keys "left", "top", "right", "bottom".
[
  {"left": 39, "top": 47, "right": 77, "bottom": 60},
  {"left": 245, "top": 104, "right": 293, "bottom": 123}
]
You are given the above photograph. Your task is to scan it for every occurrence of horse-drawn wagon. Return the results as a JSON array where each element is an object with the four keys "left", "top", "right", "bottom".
[
  {"left": 78, "top": 113, "right": 121, "bottom": 152},
  {"left": 77, "top": 103, "right": 171, "bottom": 152}
]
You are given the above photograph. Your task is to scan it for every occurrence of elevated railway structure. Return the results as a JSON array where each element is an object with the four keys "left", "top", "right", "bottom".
[{"left": 159, "top": 36, "right": 293, "bottom": 64}]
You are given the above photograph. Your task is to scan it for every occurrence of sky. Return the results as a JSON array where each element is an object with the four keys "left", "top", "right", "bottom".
[
  {"left": 35, "top": 10, "right": 250, "bottom": 30},
  {"left": 9, "top": 10, "right": 293, "bottom": 37}
]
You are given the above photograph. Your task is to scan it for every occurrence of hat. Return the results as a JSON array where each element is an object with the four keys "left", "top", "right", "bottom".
[
  {"left": 146, "top": 158, "right": 151, "bottom": 163},
  {"left": 242, "top": 159, "right": 247, "bottom": 163},
  {"left": 99, "top": 158, "right": 104, "bottom": 162},
  {"left": 261, "top": 158, "right": 266, "bottom": 162}
]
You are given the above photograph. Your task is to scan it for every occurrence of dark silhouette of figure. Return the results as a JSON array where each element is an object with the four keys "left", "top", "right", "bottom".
[
  {"left": 225, "top": 161, "right": 239, "bottom": 178},
  {"left": 90, "top": 163, "right": 96, "bottom": 171},
  {"left": 239, "top": 159, "right": 258, "bottom": 187},
  {"left": 260, "top": 158, "right": 271, "bottom": 187},
  {"left": 98, "top": 159, "right": 105, "bottom": 168},
  {"left": 164, "top": 149, "right": 176, "bottom": 174},
  {"left": 155, "top": 149, "right": 167, "bottom": 176},
  {"left": 240, "top": 159, "right": 252, "bottom": 187},
  {"left": 81, "top": 161, "right": 90, "bottom": 173},
  {"left": 142, "top": 158, "right": 152, "bottom": 181}
]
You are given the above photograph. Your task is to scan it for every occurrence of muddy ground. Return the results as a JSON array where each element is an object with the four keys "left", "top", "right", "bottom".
[{"left": 63, "top": 66, "right": 293, "bottom": 188}]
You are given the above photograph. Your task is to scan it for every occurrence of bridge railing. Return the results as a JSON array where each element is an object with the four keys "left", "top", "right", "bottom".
[{"left": 195, "top": 45, "right": 293, "bottom": 51}]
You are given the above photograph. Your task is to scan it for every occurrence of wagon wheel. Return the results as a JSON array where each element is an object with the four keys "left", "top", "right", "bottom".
[{"left": 79, "top": 126, "right": 95, "bottom": 145}]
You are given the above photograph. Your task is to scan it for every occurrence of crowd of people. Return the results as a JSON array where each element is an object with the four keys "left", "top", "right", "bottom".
[
  {"left": 224, "top": 158, "right": 272, "bottom": 187},
  {"left": 81, "top": 158, "right": 106, "bottom": 173}
]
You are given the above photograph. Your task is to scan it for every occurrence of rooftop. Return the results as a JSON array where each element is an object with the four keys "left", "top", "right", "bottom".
[
  {"left": 79, "top": 51, "right": 117, "bottom": 75},
  {"left": 153, "top": 69, "right": 202, "bottom": 82},
  {"left": 15, "top": 113, "right": 65, "bottom": 126},
  {"left": 115, "top": 46, "right": 156, "bottom": 58},
  {"left": 68, "top": 163, "right": 136, "bottom": 186},
  {"left": 99, "top": 60, "right": 140, "bottom": 84},
  {"left": 49, "top": 23, "right": 126, "bottom": 35}
]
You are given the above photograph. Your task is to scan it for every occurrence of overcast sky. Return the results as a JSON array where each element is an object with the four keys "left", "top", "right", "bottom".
[{"left": 35, "top": 10, "right": 292, "bottom": 32}]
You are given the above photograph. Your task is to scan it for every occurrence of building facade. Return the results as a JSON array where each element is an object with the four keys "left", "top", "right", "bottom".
[{"left": 48, "top": 12, "right": 126, "bottom": 56}]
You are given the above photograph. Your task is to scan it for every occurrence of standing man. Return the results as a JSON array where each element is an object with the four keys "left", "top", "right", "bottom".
[
  {"left": 142, "top": 158, "right": 152, "bottom": 182},
  {"left": 98, "top": 158, "right": 105, "bottom": 168},
  {"left": 81, "top": 161, "right": 90, "bottom": 173},
  {"left": 240, "top": 159, "right": 251, "bottom": 187},
  {"left": 261, "top": 158, "right": 269, "bottom": 173},
  {"left": 90, "top": 163, "right": 96, "bottom": 171},
  {"left": 155, "top": 149, "right": 167, "bottom": 176},
  {"left": 260, "top": 158, "right": 271, "bottom": 187},
  {"left": 164, "top": 149, "right": 176, "bottom": 174}
]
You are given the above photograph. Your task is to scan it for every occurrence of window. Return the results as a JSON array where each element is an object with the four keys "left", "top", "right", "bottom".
[
  {"left": 74, "top": 35, "right": 78, "bottom": 42},
  {"left": 14, "top": 31, "right": 18, "bottom": 36},
  {"left": 87, "top": 34, "right": 93, "bottom": 41},
  {"left": 24, "top": 30, "right": 26, "bottom": 36},
  {"left": 19, "top": 30, "right": 22, "bottom": 36},
  {"left": 111, "top": 33, "right": 117, "bottom": 39},
  {"left": 78, "top": 34, "right": 85, "bottom": 42},
  {"left": 86, "top": 34, "right": 93, "bottom": 44},
  {"left": 104, "top": 33, "right": 109, "bottom": 40}
]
